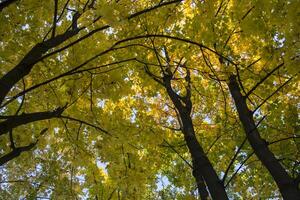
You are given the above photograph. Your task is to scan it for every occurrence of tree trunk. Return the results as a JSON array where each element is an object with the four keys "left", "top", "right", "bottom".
[
  {"left": 228, "top": 75, "right": 300, "bottom": 200},
  {"left": 163, "top": 76, "right": 228, "bottom": 200},
  {"left": 196, "top": 175, "right": 209, "bottom": 200},
  {"left": 180, "top": 111, "right": 228, "bottom": 200}
]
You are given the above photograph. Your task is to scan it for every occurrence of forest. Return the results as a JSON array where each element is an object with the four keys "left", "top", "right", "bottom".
[{"left": 0, "top": 0, "right": 299, "bottom": 199}]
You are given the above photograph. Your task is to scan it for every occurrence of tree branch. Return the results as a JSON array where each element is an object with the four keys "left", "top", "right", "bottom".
[
  {"left": 51, "top": 0, "right": 58, "bottom": 38},
  {"left": 0, "top": 0, "right": 182, "bottom": 106},
  {"left": 246, "top": 62, "right": 284, "bottom": 97},
  {"left": 0, "top": 106, "right": 66, "bottom": 135},
  {"left": 0, "top": 142, "right": 36, "bottom": 166},
  {"left": 0, "top": 0, "right": 17, "bottom": 11},
  {"left": 0, "top": 28, "right": 79, "bottom": 106},
  {"left": 60, "top": 115, "right": 111, "bottom": 136},
  {"left": 0, "top": 128, "right": 47, "bottom": 166},
  {"left": 253, "top": 76, "right": 294, "bottom": 113}
]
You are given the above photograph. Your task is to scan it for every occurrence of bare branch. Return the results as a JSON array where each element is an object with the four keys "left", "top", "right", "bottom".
[
  {"left": 60, "top": 115, "right": 111, "bottom": 136},
  {"left": 163, "top": 139, "right": 193, "bottom": 168},
  {"left": 246, "top": 62, "right": 284, "bottom": 97},
  {"left": 253, "top": 76, "right": 294, "bottom": 113}
]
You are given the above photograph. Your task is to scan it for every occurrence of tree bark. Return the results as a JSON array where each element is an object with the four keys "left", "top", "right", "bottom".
[
  {"left": 163, "top": 76, "right": 228, "bottom": 200},
  {"left": 197, "top": 175, "right": 209, "bottom": 200},
  {"left": 180, "top": 110, "right": 227, "bottom": 200},
  {"left": 228, "top": 75, "right": 300, "bottom": 200}
]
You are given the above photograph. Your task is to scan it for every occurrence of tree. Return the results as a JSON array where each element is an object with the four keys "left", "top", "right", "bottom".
[
  {"left": 0, "top": 0, "right": 299, "bottom": 199},
  {"left": 144, "top": 46, "right": 228, "bottom": 199}
]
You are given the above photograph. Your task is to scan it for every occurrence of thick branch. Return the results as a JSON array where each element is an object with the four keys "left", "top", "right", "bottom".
[
  {"left": 0, "top": 106, "right": 65, "bottom": 135},
  {"left": 0, "top": 29, "right": 79, "bottom": 106},
  {"left": 0, "top": 0, "right": 17, "bottom": 11},
  {"left": 0, "top": 142, "right": 36, "bottom": 166}
]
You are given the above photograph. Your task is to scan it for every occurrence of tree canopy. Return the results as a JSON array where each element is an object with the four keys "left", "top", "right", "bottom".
[{"left": 0, "top": 0, "right": 299, "bottom": 199}]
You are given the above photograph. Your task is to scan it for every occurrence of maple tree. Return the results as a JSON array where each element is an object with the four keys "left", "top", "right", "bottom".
[{"left": 0, "top": 0, "right": 299, "bottom": 199}]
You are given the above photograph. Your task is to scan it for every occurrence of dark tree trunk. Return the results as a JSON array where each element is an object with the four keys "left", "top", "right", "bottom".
[
  {"left": 228, "top": 75, "right": 300, "bottom": 200},
  {"left": 179, "top": 110, "right": 228, "bottom": 200},
  {"left": 197, "top": 175, "right": 209, "bottom": 200},
  {"left": 163, "top": 76, "right": 228, "bottom": 200}
]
